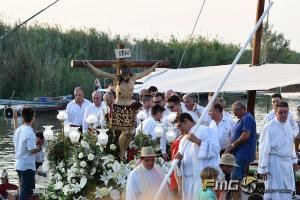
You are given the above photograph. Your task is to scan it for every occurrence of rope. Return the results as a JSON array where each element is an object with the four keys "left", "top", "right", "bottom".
[
  {"left": 0, "top": 0, "right": 61, "bottom": 42},
  {"left": 177, "top": 0, "right": 207, "bottom": 69}
]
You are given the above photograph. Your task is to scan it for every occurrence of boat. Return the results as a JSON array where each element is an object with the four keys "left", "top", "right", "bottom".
[{"left": 0, "top": 95, "right": 72, "bottom": 118}]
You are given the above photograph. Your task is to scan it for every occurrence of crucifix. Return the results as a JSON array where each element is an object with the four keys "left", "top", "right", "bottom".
[{"left": 71, "top": 44, "right": 169, "bottom": 160}]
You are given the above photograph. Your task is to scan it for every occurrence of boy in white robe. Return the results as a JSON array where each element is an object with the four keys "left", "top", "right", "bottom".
[
  {"left": 175, "top": 113, "right": 220, "bottom": 200},
  {"left": 126, "top": 146, "right": 171, "bottom": 200},
  {"left": 258, "top": 101, "right": 299, "bottom": 199}
]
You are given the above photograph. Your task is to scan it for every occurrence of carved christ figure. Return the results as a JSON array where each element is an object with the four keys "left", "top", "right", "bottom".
[
  {"left": 83, "top": 60, "right": 161, "bottom": 160},
  {"left": 83, "top": 60, "right": 161, "bottom": 106}
]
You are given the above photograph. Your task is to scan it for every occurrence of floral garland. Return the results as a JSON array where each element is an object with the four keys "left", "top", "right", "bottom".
[{"left": 40, "top": 110, "right": 173, "bottom": 200}]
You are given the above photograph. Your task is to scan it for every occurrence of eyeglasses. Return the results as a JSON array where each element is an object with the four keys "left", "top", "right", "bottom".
[{"left": 278, "top": 111, "right": 288, "bottom": 115}]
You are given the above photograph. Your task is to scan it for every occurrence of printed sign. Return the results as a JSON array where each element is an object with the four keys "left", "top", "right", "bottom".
[{"left": 115, "top": 48, "right": 131, "bottom": 58}]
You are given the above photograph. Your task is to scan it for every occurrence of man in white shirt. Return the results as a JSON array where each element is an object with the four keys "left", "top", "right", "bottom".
[
  {"left": 154, "top": 92, "right": 170, "bottom": 117},
  {"left": 175, "top": 113, "right": 220, "bottom": 200},
  {"left": 13, "top": 107, "right": 42, "bottom": 200},
  {"left": 263, "top": 93, "right": 299, "bottom": 136},
  {"left": 66, "top": 87, "right": 91, "bottom": 132},
  {"left": 182, "top": 93, "right": 202, "bottom": 122},
  {"left": 136, "top": 104, "right": 165, "bottom": 139},
  {"left": 82, "top": 91, "right": 103, "bottom": 134},
  {"left": 126, "top": 146, "right": 171, "bottom": 200},
  {"left": 258, "top": 101, "right": 299, "bottom": 199},
  {"left": 209, "top": 103, "right": 235, "bottom": 155},
  {"left": 140, "top": 93, "right": 154, "bottom": 118},
  {"left": 136, "top": 104, "right": 167, "bottom": 160}
]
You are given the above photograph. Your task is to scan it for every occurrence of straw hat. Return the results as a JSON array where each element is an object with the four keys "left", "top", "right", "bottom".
[
  {"left": 140, "top": 146, "right": 156, "bottom": 157},
  {"left": 220, "top": 153, "right": 239, "bottom": 167}
]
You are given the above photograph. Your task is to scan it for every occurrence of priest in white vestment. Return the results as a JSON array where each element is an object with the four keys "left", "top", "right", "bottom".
[
  {"left": 175, "top": 113, "right": 220, "bottom": 200},
  {"left": 126, "top": 146, "right": 172, "bottom": 200},
  {"left": 258, "top": 101, "right": 299, "bottom": 199},
  {"left": 263, "top": 93, "right": 299, "bottom": 136}
]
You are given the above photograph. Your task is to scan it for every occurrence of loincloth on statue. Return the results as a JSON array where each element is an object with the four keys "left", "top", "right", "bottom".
[{"left": 110, "top": 103, "right": 139, "bottom": 131}]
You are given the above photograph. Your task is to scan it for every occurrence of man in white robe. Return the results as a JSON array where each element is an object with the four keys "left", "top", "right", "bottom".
[
  {"left": 175, "top": 113, "right": 220, "bottom": 200},
  {"left": 258, "top": 101, "right": 299, "bottom": 199},
  {"left": 126, "top": 146, "right": 172, "bottom": 200},
  {"left": 263, "top": 93, "right": 299, "bottom": 136}
]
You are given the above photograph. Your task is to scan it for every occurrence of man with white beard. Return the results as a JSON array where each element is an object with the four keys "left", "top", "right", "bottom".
[
  {"left": 258, "top": 101, "right": 299, "bottom": 199},
  {"left": 126, "top": 146, "right": 171, "bottom": 200},
  {"left": 175, "top": 113, "right": 220, "bottom": 200}
]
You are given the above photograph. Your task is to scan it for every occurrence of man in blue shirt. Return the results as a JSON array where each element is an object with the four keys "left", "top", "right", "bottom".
[
  {"left": 13, "top": 107, "right": 42, "bottom": 200},
  {"left": 226, "top": 101, "right": 256, "bottom": 180}
]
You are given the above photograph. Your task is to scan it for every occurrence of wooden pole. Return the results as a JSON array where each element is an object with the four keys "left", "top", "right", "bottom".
[{"left": 247, "top": 0, "right": 265, "bottom": 116}]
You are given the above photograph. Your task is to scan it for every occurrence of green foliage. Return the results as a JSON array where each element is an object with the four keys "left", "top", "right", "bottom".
[
  {"left": 0, "top": 20, "right": 299, "bottom": 99},
  {"left": 260, "top": 22, "right": 300, "bottom": 64}
]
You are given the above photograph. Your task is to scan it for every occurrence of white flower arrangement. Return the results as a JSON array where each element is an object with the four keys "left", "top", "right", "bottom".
[
  {"left": 167, "top": 112, "right": 177, "bottom": 123},
  {"left": 69, "top": 127, "right": 80, "bottom": 143},
  {"left": 78, "top": 152, "right": 84, "bottom": 159},
  {"left": 110, "top": 144, "right": 116, "bottom": 151},
  {"left": 87, "top": 153, "right": 95, "bottom": 161},
  {"left": 80, "top": 161, "right": 87, "bottom": 168},
  {"left": 57, "top": 110, "right": 68, "bottom": 121},
  {"left": 166, "top": 127, "right": 178, "bottom": 142},
  {"left": 154, "top": 124, "right": 164, "bottom": 138},
  {"left": 137, "top": 111, "right": 147, "bottom": 121},
  {"left": 80, "top": 176, "right": 87, "bottom": 189},
  {"left": 97, "top": 129, "right": 109, "bottom": 146},
  {"left": 54, "top": 181, "right": 64, "bottom": 190},
  {"left": 80, "top": 140, "right": 90, "bottom": 149},
  {"left": 63, "top": 124, "right": 71, "bottom": 137},
  {"left": 43, "top": 125, "right": 54, "bottom": 141},
  {"left": 86, "top": 114, "right": 98, "bottom": 124}
]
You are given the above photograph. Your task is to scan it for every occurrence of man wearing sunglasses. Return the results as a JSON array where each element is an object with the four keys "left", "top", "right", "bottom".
[{"left": 258, "top": 101, "right": 298, "bottom": 199}]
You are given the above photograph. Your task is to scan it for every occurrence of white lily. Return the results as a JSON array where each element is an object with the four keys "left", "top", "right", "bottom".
[{"left": 80, "top": 176, "right": 87, "bottom": 188}]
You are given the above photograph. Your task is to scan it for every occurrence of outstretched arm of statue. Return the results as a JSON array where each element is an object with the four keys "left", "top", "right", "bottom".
[
  {"left": 133, "top": 61, "right": 162, "bottom": 80},
  {"left": 83, "top": 60, "right": 115, "bottom": 80}
]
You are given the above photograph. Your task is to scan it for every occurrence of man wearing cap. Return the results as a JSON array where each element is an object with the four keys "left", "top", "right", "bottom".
[
  {"left": 126, "top": 146, "right": 171, "bottom": 200},
  {"left": 258, "top": 101, "right": 298, "bottom": 199},
  {"left": 263, "top": 93, "right": 299, "bottom": 137},
  {"left": 218, "top": 153, "right": 239, "bottom": 200}
]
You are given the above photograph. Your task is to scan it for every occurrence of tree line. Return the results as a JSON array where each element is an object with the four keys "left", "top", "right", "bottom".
[{"left": 0, "top": 20, "right": 299, "bottom": 99}]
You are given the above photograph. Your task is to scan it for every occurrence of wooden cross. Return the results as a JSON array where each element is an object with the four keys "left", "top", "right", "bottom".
[{"left": 71, "top": 44, "right": 169, "bottom": 73}]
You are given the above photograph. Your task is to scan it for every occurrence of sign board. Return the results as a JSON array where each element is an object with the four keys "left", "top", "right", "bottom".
[{"left": 115, "top": 48, "right": 131, "bottom": 59}]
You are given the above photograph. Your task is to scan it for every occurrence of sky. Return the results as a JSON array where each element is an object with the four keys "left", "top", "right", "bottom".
[{"left": 0, "top": 0, "right": 300, "bottom": 52}]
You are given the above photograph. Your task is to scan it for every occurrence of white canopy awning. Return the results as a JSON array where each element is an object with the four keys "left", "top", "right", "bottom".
[{"left": 137, "top": 64, "right": 300, "bottom": 93}]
